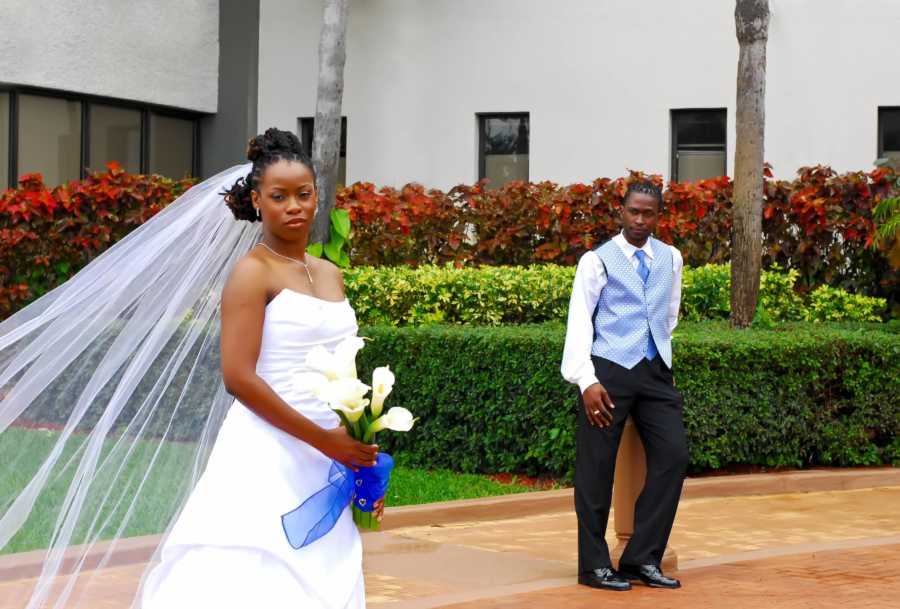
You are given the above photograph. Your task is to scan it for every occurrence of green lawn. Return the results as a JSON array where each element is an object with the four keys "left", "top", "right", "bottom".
[{"left": 0, "top": 426, "right": 531, "bottom": 555}]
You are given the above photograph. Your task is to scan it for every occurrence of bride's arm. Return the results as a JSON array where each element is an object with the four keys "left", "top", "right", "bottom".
[{"left": 220, "top": 256, "right": 378, "bottom": 469}]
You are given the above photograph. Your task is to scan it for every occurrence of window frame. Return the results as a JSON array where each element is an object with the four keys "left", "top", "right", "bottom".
[
  {"left": 0, "top": 83, "right": 202, "bottom": 187},
  {"left": 147, "top": 110, "right": 201, "bottom": 180},
  {"left": 670, "top": 108, "right": 728, "bottom": 182},
  {"left": 86, "top": 102, "right": 144, "bottom": 175},
  {"left": 297, "top": 116, "right": 348, "bottom": 158},
  {"left": 1, "top": 90, "right": 13, "bottom": 190},
  {"left": 298, "top": 116, "right": 348, "bottom": 185},
  {"left": 476, "top": 111, "right": 530, "bottom": 185},
  {"left": 15, "top": 92, "right": 84, "bottom": 188},
  {"left": 877, "top": 106, "right": 900, "bottom": 161}
]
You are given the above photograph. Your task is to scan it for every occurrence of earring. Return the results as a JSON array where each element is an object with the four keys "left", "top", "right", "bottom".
[{"left": 255, "top": 207, "right": 261, "bottom": 221}]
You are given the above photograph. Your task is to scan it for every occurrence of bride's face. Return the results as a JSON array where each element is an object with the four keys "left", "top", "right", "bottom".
[{"left": 252, "top": 160, "right": 317, "bottom": 240}]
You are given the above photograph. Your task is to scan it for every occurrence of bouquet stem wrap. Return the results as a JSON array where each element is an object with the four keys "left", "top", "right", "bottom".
[{"left": 281, "top": 452, "right": 394, "bottom": 548}]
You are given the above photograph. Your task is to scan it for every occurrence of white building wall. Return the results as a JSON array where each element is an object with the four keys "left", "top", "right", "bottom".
[
  {"left": 0, "top": 0, "right": 219, "bottom": 113},
  {"left": 258, "top": 0, "right": 900, "bottom": 189}
]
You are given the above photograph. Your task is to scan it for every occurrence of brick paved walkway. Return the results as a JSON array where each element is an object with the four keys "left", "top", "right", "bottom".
[
  {"left": 1, "top": 482, "right": 898, "bottom": 608},
  {"left": 439, "top": 543, "right": 900, "bottom": 609},
  {"left": 390, "top": 487, "right": 900, "bottom": 566}
]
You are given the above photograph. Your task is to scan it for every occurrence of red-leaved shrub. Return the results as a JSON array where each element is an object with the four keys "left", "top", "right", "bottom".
[
  {"left": 0, "top": 162, "right": 194, "bottom": 317},
  {"left": 338, "top": 166, "right": 898, "bottom": 303}
]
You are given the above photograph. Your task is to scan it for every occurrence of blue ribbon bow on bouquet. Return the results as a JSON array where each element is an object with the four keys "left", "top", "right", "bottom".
[{"left": 281, "top": 452, "right": 394, "bottom": 549}]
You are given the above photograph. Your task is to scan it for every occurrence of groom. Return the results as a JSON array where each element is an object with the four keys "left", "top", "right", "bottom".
[{"left": 561, "top": 181, "right": 687, "bottom": 592}]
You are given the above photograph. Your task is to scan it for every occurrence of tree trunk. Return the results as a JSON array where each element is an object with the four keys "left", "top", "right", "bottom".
[
  {"left": 311, "top": 0, "right": 349, "bottom": 245},
  {"left": 731, "top": 0, "right": 769, "bottom": 328}
]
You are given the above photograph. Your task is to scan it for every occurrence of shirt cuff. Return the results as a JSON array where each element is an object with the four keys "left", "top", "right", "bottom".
[{"left": 577, "top": 374, "right": 600, "bottom": 394}]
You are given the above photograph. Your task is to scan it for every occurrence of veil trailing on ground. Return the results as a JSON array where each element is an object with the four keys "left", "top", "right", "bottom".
[{"left": 0, "top": 163, "right": 259, "bottom": 608}]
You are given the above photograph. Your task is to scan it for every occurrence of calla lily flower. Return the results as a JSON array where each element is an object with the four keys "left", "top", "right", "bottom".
[
  {"left": 317, "top": 377, "right": 371, "bottom": 409},
  {"left": 305, "top": 336, "right": 366, "bottom": 380},
  {"left": 369, "top": 366, "right": 395, "bottom": 418},
  {"left": 334, "top": 336, "right": 366, "bottom": 378},
  {"left": 332, "top": 398, "right": 370, "bottom": 423},
  {"left": 366, "top": 407, "right": 416, "bottom": 441}
]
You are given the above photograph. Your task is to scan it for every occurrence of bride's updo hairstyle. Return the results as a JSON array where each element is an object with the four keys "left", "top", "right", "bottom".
[{"left": 223, "top": 127, "right": 316, "bottom": 222}]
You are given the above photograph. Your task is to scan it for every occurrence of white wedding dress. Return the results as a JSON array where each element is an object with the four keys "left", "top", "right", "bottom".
[{"left": 141, "top": 289, "right": 365, "bottom": 609}]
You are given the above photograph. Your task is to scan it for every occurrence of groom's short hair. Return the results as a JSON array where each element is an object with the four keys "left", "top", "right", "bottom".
[{"left": 624, "top": 181, "right": 664, "bottom": 210}]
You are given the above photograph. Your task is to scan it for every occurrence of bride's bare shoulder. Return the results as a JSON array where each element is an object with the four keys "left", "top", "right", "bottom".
[{"left": 223, "top": 251, "right": 270, "bottom": 304}]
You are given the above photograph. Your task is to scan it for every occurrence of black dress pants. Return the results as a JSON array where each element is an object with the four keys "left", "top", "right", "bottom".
[{"left": 574, "top": 355, "right": 688, "bottom": 572}]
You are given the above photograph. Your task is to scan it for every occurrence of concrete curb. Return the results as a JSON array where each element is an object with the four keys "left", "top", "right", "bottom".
[
  {"left": 1, "top": 466, "right": 897, "bottom": 582},
  {"left": 0, "top": 534, "right": 160, "bottom": 582},
  {"left": 381, "top": 466, "right": 900, "bottom": 530}
]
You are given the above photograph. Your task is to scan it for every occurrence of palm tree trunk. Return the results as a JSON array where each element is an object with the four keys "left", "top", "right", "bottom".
[
  {"left": 311, "top": 0, "right": 349, "bottom": 245},
  {"left": 731, "top": 0, "right": 770, "bottom": 328}
]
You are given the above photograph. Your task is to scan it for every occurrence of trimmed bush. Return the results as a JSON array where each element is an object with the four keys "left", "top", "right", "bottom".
[
  {"left": 20, "top": 321, "right": 898, "bottom": 479},
  {"left": 357, "top": 322, "right": 900, "bottom": 480},
  {"left": 344, "top": 264, "right": 573, "bottom": 326},
  {"left": 804, "top": 285, "right": 887, "bottom": 322},
  {"left": 343, "top": 264, "right": 887, "bottom": 326}
]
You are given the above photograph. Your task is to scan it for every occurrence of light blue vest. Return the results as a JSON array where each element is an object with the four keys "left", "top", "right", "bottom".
[{"left": 591, "top": 237, "right": 674, "bottom": 369}]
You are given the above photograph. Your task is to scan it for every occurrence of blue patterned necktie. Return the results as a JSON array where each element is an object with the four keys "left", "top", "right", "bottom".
[
  {"left": 634, "top": 250, "right": 658, "bottom": 361},
  {"left": 635, "top": 250, "right": 650, "bottom": 284}
]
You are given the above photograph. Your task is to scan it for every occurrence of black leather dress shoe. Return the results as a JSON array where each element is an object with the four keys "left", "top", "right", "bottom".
[
  {"left": 577, "top": 567, "right": 632, "bottom": 591},
  {"left": 619, "top": 564, "right": 681, "bottom": 589}
]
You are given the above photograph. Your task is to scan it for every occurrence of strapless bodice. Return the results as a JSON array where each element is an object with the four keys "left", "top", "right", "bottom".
[{"left": 254, "top": 289, "right": 358, "bottom": 426}]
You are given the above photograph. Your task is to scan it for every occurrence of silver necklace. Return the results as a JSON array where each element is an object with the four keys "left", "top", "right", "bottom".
[{"left": 258, "top": 242, "right": 314, "bottom": 284}]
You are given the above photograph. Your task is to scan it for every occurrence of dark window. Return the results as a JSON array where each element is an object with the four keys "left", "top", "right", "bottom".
[
  {"left": 671, "top": 109, "right": 727, "bottom": 182},
  {"left": 89, "top": 104, "right": 142, "bottom": 174},
  {"left": 478, "top": 113, "right": 529, "bottom": 188},
  {"left": 18, "top": 94, "right": 83, "bottom": 186},
  {"left": 878, "top": 107, "right": 900, "bottom": 168},
  {"left": 0, "top": 85, "right": 200, "bottom": 188},
  {"left": 298, "top": 116, "right": 347, "bottom": 187},
  {"left": 0, "top": 92, "right": 8, "bottom": 188},
  {"left": 149, "top": 113, "right": 196, "bottom": 179}
]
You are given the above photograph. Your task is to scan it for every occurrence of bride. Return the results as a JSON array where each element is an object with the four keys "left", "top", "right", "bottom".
[{"left": 0, "top": 129, "right": 381, "bottom": 609}]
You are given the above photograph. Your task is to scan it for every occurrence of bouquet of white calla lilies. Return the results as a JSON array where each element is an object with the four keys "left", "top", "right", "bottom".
[{"left": 293, "top": 338, "right": 414, "bottom": 531}]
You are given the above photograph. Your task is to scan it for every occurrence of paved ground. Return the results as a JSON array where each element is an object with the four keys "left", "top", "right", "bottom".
[
  {"left": 439, "top": 544, "right": 900, "bottom": 609},
  {"left": 388, "top": 486, "right": 900, "bottom": 566},
  {"left": 1, "top": 483, "right": 899, "bottom": 608}
]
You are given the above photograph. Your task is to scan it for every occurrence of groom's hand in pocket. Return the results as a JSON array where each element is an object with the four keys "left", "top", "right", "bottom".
[
  {"left": 583, "top": 383, "right": 615, "bottom": 428},
  {"left": 317, "top": 426, "right": 379, "bottom": 471}
]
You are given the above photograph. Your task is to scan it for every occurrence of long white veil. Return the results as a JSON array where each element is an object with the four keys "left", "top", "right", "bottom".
[{"left": 0, "top": 163, "right": 260, "bottom": 608}]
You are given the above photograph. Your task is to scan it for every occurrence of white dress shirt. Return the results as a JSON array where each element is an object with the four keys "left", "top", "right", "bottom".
[{"left": 560, "top": 233, "right": 683, "bottom": 394}]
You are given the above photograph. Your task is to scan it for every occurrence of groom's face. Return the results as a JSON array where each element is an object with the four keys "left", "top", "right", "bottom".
[{"left": 620, "top": 192, "right": 660, "bottom": 245}]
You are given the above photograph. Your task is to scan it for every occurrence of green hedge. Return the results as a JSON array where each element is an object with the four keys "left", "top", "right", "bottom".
[
  {"left": 23, "top": 322, "right": 225, "bottom": 442},
  {"left": 23, "top": 319, "right": 898, "bottom": 481},
  {"left": 357, "top": 322, "right": 900, "bottom": 481},
  {"left": 343, "top": 264, "right": 887, "bottom": 326}
]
